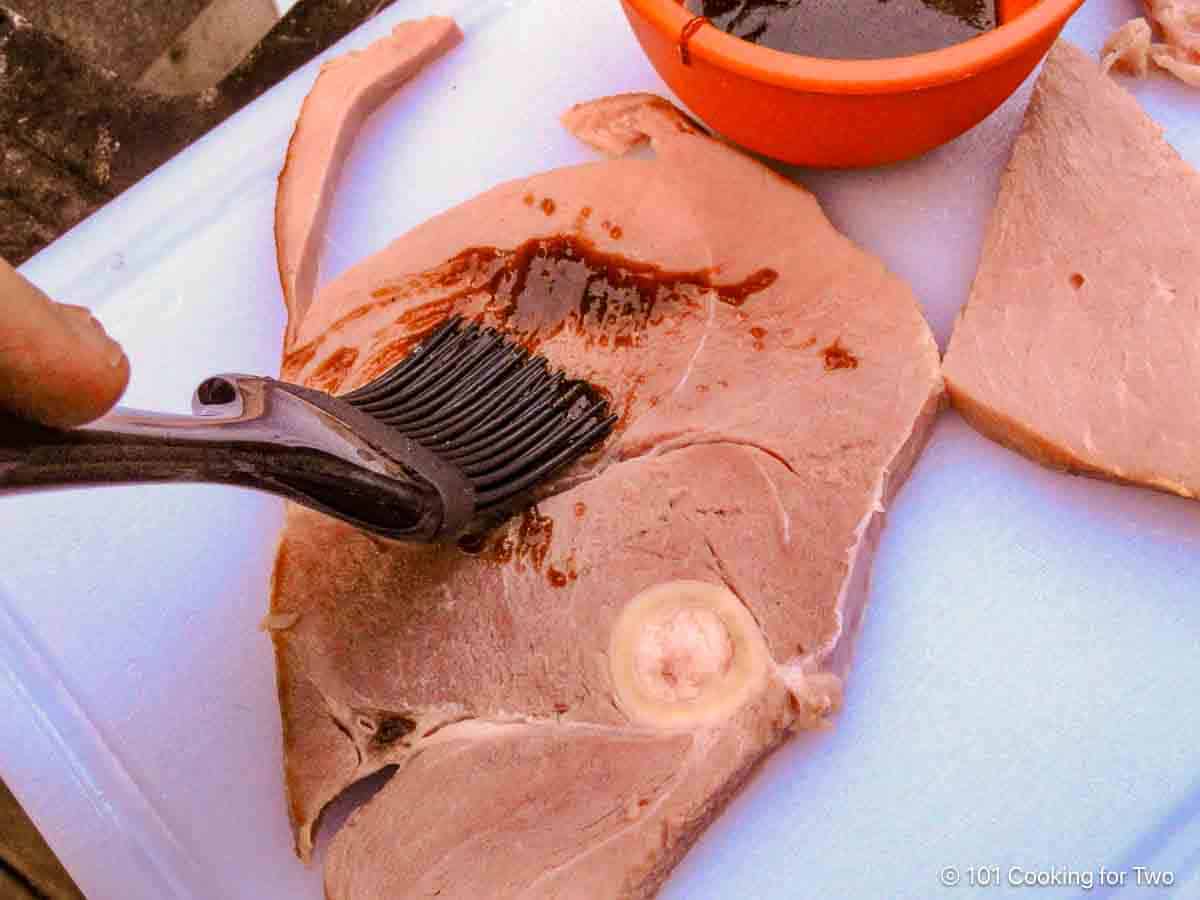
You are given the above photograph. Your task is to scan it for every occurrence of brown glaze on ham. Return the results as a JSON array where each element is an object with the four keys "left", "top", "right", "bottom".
[
  {"left": 269, "top": 25, "right": 942, "bottom": 899},
  {"left": 945, "top": 41, "right": 1200, "bottom": 499}
]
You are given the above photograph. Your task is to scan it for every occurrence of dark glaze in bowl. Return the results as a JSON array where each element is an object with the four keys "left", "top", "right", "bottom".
[{"left": 621, "top": 0, "right": 1086, "bottom": 167}]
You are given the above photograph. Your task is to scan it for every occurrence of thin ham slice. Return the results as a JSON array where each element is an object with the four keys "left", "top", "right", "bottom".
[
  {"left": 944, "top": 41, "right": 1200, "bottom": 499},
  {"left": 274, "top": 17, "right": 462, "bottom": 349},
  {"left": 269, "top": 21, "right": 942, "bottom": 898}
]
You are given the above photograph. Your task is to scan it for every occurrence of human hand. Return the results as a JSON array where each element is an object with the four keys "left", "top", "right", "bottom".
[{"left": 0, "top": 256, "right": 130, "bottom": 428}]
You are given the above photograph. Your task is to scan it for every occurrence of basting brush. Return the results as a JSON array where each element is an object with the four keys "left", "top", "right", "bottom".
[{"left": 0, "top": 316, "right": 617, "bottom": 541}]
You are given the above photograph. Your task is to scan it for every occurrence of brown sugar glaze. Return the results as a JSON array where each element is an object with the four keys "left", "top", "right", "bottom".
[{"left": 304, "top": 232, "right": 779, "bottom": 386}]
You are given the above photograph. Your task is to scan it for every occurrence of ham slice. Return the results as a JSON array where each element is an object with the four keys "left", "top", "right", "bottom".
[
  {"left": 944, "top": 40, "right": 1200, "bottom": 499},
  {"left": 275, "top": 18, "right": 463, "bottom": 349},
  {"left": 269, "top": 22, "right": 942, "bottom": 898}
]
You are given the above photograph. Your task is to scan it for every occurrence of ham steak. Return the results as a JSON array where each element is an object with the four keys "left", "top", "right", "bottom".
[
  {"left": 944, "top": 40, "right": 1200, "bottom": 500},
  {"left": 269, "top": 18, "right": 942, "bottom": 897}
]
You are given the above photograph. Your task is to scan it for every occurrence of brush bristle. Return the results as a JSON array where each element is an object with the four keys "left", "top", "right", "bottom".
[{"left": 341, "top": 317, "right": 617, "bottom": 510}]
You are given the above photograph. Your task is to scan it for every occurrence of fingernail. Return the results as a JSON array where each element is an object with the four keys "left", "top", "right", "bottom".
[{"left": 59, "top": 304, "right": 127, "bottom": 368}]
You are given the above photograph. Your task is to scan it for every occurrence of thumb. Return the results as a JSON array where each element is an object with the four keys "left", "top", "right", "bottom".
[{"left": 0, "top": 257, "right": 130, "bottom": 428}]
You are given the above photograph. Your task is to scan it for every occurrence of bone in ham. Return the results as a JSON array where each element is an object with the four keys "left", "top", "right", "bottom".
[
  {"left": 944, "top": 41, "right": 1200, "bottom": 500},
  {"left": 270, "top": 18, "right": 943, "bottom": 898}
]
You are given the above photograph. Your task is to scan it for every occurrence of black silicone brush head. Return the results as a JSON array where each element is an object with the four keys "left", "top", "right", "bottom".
[{"left": 342, "top": 316, "right": 617, "bottom": 516}]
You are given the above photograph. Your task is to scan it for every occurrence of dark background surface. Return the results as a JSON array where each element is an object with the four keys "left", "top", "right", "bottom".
[
  {"left": 0, "top": 1, "right": 394, "bottom": 894},
  {"left": 0, "top": 0, "right": 395, "bottom": 264}
]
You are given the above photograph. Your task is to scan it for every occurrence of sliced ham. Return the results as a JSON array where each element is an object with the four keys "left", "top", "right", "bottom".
[
  {"left": 274, "top": 17, "right": 462, "bottom": 349},
  {"left": 944, "top": 40, "right": 1200, "bottom": 499},
  {"left": 269, "top": 23, "right": 942, "bottom": 898}
]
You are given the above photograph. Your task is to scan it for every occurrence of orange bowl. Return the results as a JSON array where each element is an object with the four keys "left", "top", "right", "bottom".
[{"left": 620, "top": 0, "right": 1085, "bottom": 167}]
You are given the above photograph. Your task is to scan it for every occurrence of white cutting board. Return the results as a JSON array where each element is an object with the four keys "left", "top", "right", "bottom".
[{"left": 3, "top": 1, "right": 1199, "bottom": 898}]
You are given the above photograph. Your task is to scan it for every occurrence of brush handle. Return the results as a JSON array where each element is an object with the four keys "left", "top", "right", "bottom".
[{"left": 0, "top": 381, "right": 450, "bottom": 540}]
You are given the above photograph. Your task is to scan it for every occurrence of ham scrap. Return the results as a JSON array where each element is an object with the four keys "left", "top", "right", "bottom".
[
  {"left": 945, "top": 41, "right": 1200, "bottom": 499},
  {"left": 1100, "top": 0, "right": 1200, "bottom": 86},
  {"left": 269, "top": 18, "right": 942, "bottom": 898}
]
